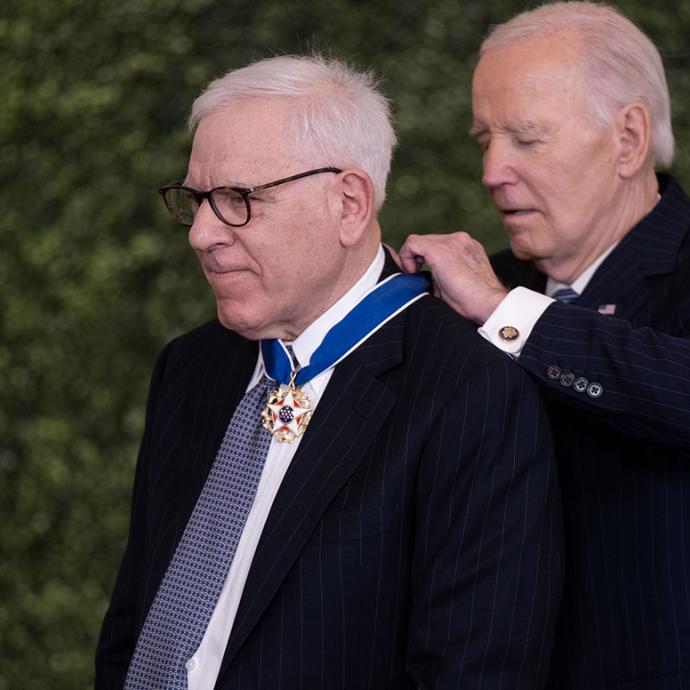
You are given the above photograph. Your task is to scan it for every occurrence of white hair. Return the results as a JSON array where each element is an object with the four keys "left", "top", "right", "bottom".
[
  {"left": 481, "top": 1, "right": 674, "bottom": 167},
  {"left": 189, "top": 55, "right": 396, "bottom": 211}
]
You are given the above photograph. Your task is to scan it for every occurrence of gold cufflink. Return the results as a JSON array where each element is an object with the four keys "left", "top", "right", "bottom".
[{"left": 498, "top": 326, "right": 520, "bottom": 341}]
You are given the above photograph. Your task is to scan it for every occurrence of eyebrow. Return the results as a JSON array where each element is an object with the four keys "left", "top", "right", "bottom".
[
  {"left": 469, "top": 121, "right": 544, "bottom": 139},
  {"left": 182, "top": 178, "right": 256, "bottom": 190}
]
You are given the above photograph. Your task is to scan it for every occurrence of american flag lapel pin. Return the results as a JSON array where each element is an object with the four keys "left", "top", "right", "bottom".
[{"left": 597, "top": 304, "right": 617, "bottom": 315}]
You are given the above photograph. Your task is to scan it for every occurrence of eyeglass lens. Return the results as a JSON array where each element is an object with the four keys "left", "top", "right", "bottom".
[{"left": 164, "top": 187, "right": 249, "bottom": 227}]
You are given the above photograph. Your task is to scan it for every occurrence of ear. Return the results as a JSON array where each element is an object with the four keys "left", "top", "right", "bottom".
[
  {"left": 615, "top": 102, "right": 652, "bottom": 178},
  {"left": 334, "top": 170, "right": 376, "bottom": 247}
]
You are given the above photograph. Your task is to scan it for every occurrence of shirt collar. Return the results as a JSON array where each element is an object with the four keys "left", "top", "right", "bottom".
[
  {"left": 251, "top": 245, "right": 385, "bottom": 384},
  {"left": 546, "top": 192, "right": 661, "bottom": 298},
  {"left": 546, "top": 241, "right": 619, "bottom": 297},
  {"left": 290, "top": 245, "right": 385, "bottom": 367}
]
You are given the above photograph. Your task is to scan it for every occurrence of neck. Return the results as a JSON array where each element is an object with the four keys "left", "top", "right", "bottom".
[
  {"left": 279, "top": 235, "right": 382, "bottom": 341},
  {"left": 538, "top": 170, "right": 659, "bottom": 284}
]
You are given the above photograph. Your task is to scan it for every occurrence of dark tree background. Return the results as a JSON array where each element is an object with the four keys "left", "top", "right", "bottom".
[{"left": 2, "top": 1, "right": 689, "bottom": 687}]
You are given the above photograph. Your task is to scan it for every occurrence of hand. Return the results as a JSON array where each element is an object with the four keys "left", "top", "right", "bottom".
[
  {"left": 399, "top": 232, "right": 509, "bottom": 324},
  {"left": 383, "top": 242, "right": 403, "bottom": 269}
]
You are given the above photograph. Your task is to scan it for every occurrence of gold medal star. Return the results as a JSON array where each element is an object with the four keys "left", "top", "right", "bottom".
[{"left": 262, "top": 382, "right": 312, "bottom": 443}]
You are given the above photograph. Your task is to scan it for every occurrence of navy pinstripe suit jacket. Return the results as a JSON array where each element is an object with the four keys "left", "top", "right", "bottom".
[
  {"left": 492, "top": 174, "right": 690, "bottom": 690},
  {"left": 96, "top": 260, "right": 562, "bottom": 689}
]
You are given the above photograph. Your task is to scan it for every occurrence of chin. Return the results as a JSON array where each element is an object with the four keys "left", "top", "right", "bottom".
[
  {"left": 508, "top": 241, "right": 536, "bottom": 262},
  {"left": 216, "top": 304, "right": 287, "bottom": 341},
  {"left": 217, "top": 306, "right": 260, "bottom": 339}
]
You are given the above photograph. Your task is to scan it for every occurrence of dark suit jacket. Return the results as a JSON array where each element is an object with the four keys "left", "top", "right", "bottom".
[
  {"left": 492, "top": 174, "right": 690, "bottom": 690},
  {"left": 96, "top": 256, "right": 561, "bottom": 689}
]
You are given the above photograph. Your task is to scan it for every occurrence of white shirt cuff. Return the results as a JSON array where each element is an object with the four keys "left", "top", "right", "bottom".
[{"left": 478, "top": 286, "right": 554, "bottom": 357}]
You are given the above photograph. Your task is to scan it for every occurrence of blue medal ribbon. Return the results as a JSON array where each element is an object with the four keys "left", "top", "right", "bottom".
[{"left": 261, "top": 272, "right": 429, "bottom": 385}]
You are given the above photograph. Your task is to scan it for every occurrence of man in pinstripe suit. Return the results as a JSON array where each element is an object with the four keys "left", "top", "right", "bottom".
[
  {"left": 401, "top": 3, "right": 690, "bottom": 689},
  {"left": 96, "top": 56, "right": 562, "bottom": 689}
]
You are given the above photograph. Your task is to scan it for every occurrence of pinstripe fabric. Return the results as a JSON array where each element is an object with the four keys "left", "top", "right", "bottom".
[
  {"left": 96, "top": 258, "right": 562, "bottom": 689},
  {"left": 491, "top": 173, "right": 690, "bottom": 690}
]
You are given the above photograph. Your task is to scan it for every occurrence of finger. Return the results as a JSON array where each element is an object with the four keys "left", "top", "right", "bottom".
[
  {"left": 383, "top": 243, "right": 403, "bottom": 269},
  {"left": 400, "top": 234, "right": 449, "bottom": 272},
  {"left": 399, "top": 246, "right": 424, "bottom": 273}
]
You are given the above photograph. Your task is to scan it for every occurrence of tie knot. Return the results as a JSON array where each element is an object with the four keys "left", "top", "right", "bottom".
[{"left": 552, "top": 287, "right": 579, "bottom": 303}]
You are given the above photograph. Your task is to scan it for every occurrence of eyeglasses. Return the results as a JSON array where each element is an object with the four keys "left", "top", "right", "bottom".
[{"left": 158, "top": 167, "right": 342, "bottom": 227}]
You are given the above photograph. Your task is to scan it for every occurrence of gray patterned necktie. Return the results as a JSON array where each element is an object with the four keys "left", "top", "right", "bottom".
[
  {"left": 124, "top": 374, "right": 273, "bottom": 690},
  {"left": 552, "top": 287, "right": 579, "bottom": 303}
]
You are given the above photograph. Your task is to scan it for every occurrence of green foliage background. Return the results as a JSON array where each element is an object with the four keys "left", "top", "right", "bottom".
[{"left": 2, "top": 0, "right": 690, "bottom": 687}]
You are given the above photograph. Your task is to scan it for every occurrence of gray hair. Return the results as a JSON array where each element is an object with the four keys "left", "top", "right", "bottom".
[
  {"left": 189, "top": 55, "right": 397, "bottom": 211},
  {"left": 481, "top": 1, "right": 674, "bottom": 167}
]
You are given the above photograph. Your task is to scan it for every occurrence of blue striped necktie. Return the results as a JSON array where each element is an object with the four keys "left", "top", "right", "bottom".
[
  {"left": 124, "top": 374, "right": 273, "bottom": 690},
  {"left": 552, "top": 287, "right": 579, "bottom": 303}
]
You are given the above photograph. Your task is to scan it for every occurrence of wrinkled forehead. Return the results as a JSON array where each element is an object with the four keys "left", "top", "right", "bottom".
[
  {"left": 472, "top": 35, "right": 591, "bottom": 119},
  {"left": 188, "top": 98, "right": 312, "bottom": 184}
]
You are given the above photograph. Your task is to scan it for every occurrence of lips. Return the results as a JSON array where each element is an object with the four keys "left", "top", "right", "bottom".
[
  {"left": 498, "top": 207, "right": 542, "bottom": 226},
  {"left": 203, "top": 254, "right": 247, "bottom": 274},
  {"left": 202, "top": 260, "right": 252, "bottom": 292},
  {"left": 208, "top": 266, "right": 245, "bottom": 275},
  {"left": 500, "top": 208, "right": 535, "bottom": 216},
  {"left": 206, "top": 267, "right": 251, "bottom": 287}
]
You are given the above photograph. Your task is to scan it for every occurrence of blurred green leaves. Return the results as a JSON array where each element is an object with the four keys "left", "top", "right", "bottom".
[{"left": 2, "top": 1, "right": 690, "bottom": 688}]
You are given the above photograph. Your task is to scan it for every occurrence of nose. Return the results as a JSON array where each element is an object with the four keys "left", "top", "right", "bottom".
[
  {"left": 481, "top": 139, "right": 519, "bottom": 190},
  {"left": 188, "top": 199, "right": 236, "bottom": 252}
]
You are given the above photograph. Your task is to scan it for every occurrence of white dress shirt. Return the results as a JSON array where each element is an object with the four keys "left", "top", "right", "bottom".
[
  {"left": 186, "top": 245, "right": 385, "bottom": 690},
  {"left": 479, "top": 242, "right": 619, "bottom": 357},
  {"left": 479, "top": 194, "right": 662, "bottom": 357}
]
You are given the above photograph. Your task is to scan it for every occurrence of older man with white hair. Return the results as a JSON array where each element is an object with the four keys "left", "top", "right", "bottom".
[
  {"left": 401, "top": 3, "right": 690, "bottom": 689},
  {"left": 95, "top": 55, "right": 561, "bottom": 689}
]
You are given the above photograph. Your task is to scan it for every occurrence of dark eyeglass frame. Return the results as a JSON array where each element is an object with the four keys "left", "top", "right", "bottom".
[{"left": 158, "top": 166, "right": 343, "bottom": 228}]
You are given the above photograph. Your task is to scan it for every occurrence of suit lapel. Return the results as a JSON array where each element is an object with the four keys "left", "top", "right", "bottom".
[
  {"left": 577, "top": 174, "right": 690, "bottom": 320},
  {"left": 497, "top": 236, "right": 657, "bottom": 321},
  {"left": 218, "top": 297, "right": 407, "bottom": 674},
  {"left": 181, "top": 330, "right": 258, "bottom": 514},
  {"left": 141, "top": 325, "right": 258, "bottom": 621},
  {"left": 575, "top": 240, "right": 652, "bottom": 319},
  {"left": 494, "top": 174, "right": 690, "bottom": 321}
]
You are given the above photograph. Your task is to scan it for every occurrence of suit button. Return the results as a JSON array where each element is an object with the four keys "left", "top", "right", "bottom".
[
  {"left": 586, "top": 381, "right": 603, "bottom": 398},
  {"left": 573, "top": 376, "right": 589, "bottom": 393},
  {"left": 559, "top": 371, "right": 575, "bottom": 387},
  {"left": 546, "top": 365, "right": 561, "bottom": 380}
]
